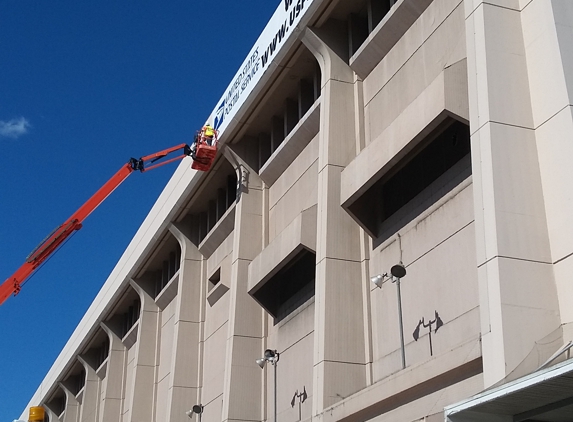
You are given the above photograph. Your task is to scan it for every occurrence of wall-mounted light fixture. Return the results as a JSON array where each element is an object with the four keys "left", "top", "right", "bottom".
[
  {"left": 256, "top": 349, "right": 280, "bottom": 422},
  {"left": 186, "top": 404, "right": 203, "bottom": 421},
  {"left": 371, "top": 263, "right": 408, "bottom": 369}
]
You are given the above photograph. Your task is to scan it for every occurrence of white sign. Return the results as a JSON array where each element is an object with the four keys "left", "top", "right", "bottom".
[{"left": 209, "top": 0, "right": 316, "bottom": 135}]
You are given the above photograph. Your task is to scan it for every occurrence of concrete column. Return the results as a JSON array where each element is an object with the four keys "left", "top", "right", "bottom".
[
  {"left": 521, "top": 0, "right": 573, "bottom": 338},
  {"left": 127, "top": 279, "right": 160, "bottom": 422},
  {"left": 100, "top": 322, "right": 126, "bottom": 422},
  {"left": 220, "top": 153, "right": 265, "bottom": 422},
  {"left": 59, "top": 383, "right": 80, "bottom": 422},
  {"left": 465, "top": 1, "right": 561, "bottom": 386},
  {"left": 77, "top": 357, "right": 100, "bottom": 422},
  {"left": 164, "top": 221, "right": 206, "bottom": 422},
  {"left": 302, "top": 27, "right": 368, "bottom": 413}
]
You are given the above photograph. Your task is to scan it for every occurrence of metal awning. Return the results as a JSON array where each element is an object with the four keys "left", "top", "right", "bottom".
[{"left": 445, "top": 358, "right": 573, "bottom": 422}]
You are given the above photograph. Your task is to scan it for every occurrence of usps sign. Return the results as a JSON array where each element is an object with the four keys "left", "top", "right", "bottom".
[{"left": 211, "top": 0, "right": 316, "bottom": 135}]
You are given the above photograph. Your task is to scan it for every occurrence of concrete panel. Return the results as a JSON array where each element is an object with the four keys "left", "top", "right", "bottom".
[
  {"left": 155, "top": 376, "right": 169, "bottom": 422},
  {"left": 269, "top": 134, "right": 319, "bottom": 209},
  {"left": 228, "top": 258, "right": 264, "bottom": 338},
  {"left": 554, "top": 255, "right": 573, "bottom": 324},
  {"left": 170, "top": 321, "right": 201, "bottom": 388},
  {"left": 176, "top": 251, "right": 204, "bottom": 324},
  {"left": 535, "top": 107, "right": 573, "bottom": 262},
  {"left": 122, "top": 347, "right": 135, "bottom": 417},
  {"left": 317, "top": 79, "right": 357, "bottom": 168},
  {"left": 206, "top": 232, "right": 233, "bottom": 279},
  {"left": 248, "top": 205, "right": 317, "bottom": 294},
  {"left": 522, "top": 0, "right": 571, "bottom": 127},
  {"left": 350, "top": 0, "right": 438, "bottom": 79},
  {"left": 202, "top": 395, "right": 223, "bottom": 422},
  {"left": 276, "top": 300, "right": 315, "bottom": 354},
  {"left": 223, "top": 335, "right": 264, "bottom": 422},
  {"left": 479, "top": 257, "right": 560, "bottom": 386},
  {"left": 319, "top": 337, "right": 481, "bottom": 422},
  {"left": 202, "top": 322, "right": 227, "bottom": 405},
  {"left": 78, "top": 361, "right": 100, "bottom": 422},
  {"left": 136, "top": 309, "right": 160, "bottom": 367},
  {"left": 269, "top": 160, "right": 319, "bottom": 241},
  {"left": 389, "top": 183, "right": 474, "bottom": 269},
  {"left": 165, "top": 386, "right": 199, "bottom": 422},
  {"left": 472, "top": 123, "right": 552, "bottom": 264},
  {"left": 364, "top": 2, "right": 465, "bottom": 142},
  {"left": 362, "top": 0, "right": 464, "bottom": 104},
  {"left": 315, "top": 258, "right": 366, "bottom": 364},
  {"left": 366, "top": 374, "right": 482, "bottom": 422},
  {"left": 204, "top": 289, "right": 230, "bottom": 341},
  {"left": 260, "top": 100, "right": 321, "bottom": 186},
  {"left": 465, "top": 0, "right": 520, "bottom": 18},
  {"left": 158, "top": 310, "right": 175, "bottom": 383},
  {"left": 127, "top": 364, "right": 155, "bottom": 422},
  {"left": 60, "top": 387, "right": 80, "bottom": 422},
  {"left": 317, "top": 166, "right": 362, "bottom": 262},
  {"left": 371, "top": 224, "right": 479, "bottom": 377},
  {"left": 552, "top": 1, "right": 573, "bottom": 102},
  {"left": 99, "top": 398, "right": 121, "bottom": 422},
  {"left": 342, "top": 61, "right": 469, "bottom": 210},
  {"left": 467, "top": 3, "right": 534, "bottom": 131},
  {"left": 232, "top": 202, "right": 263, "bottom": 263},
  {"left": 314, "top": 360, "right": 367, "bottom": 410},
  {"left": 269, "top": 331, "right": 314, "bottom": 422}
]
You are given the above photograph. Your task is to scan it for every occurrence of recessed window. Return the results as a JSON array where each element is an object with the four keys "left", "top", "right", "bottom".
[
  {"left": 95, "top": 337, "right": 110, "bottom": 369},
  {"left": 121, "top": 299, "right": 140, "bottom": 338},
  {"left": 348, "top": 119, "right": 471, "bottom": 239},
  {"left": 209, "top": 268, "right": 221, "bottom": 292},
  {"left": 251, "top": 249, "right": 316, "bottom": 323},
  {"left": 153, "top": 248, "right": 181, "bottom": 297},
  {"left": 380, "top": 120, "right": 470, "bottom": 220}
]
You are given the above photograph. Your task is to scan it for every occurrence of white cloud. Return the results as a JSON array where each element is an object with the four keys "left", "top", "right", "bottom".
[{"left": 0, "top": 117, "right": 31, "bottom": 139}]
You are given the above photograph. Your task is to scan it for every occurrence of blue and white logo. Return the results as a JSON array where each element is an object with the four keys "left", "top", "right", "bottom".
[{"left": 214, "top": 100, "right": 225, "bottom": 131}]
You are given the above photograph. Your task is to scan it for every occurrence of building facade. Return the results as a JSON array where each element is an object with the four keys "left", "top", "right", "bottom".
[{"left": 22, "top": 0, "right": 573, "bottom": 421}]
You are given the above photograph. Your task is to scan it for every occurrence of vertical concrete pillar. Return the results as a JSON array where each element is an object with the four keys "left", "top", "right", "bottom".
[
  {"left": 127, "top": 279, "right": 160, "bottom": 422},
  {"left": 77, "top": 357, "right": 100, "bottom": 422},
  {"left": 302, "top": 27, "right": 368, "bottom": 413},
  {"left": 465, "top": 1, "right": 561, "bottom": 386},
  {"left": 220, "top": 158, "right": 265, "bottom": 422},
  {"left": 521, "top": 0, "right": 573, "bottom": 338},
  {"left": 100, "top": 322, "right": 126, "bottom": 422},
  {"left": 59, "top": 383, "right": 80, "bottom": 422},
  {"left": 164, "top": 221, "right": 206, "bottom": 421}
]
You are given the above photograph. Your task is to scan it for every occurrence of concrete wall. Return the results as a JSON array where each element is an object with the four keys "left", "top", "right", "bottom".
[{"left": 21, "top": 1, "right": 573, "bottom": 422}]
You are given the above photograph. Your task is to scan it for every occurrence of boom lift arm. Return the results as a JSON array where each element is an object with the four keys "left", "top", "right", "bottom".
[{"left": 0, "top": 143, "right": 192, "bottom": 306}]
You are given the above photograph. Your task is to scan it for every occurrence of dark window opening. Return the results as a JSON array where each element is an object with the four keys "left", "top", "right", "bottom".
[
  {"left": 208, "top": 268, "right": 221, "bottom": 291},
  {"left": 121, "top": 298, "right": 141, "bottom": 338},
  {"left": 71, "top": 369, "right": 86, "bottom": 394},
  {"left": 348, "top": 119, "right": 471, "bottom": 240},
  {"left": 248, "top": 62, "right": 321, "bottom": 171},
  {"left": 252, "top": 249, "right": 316, "bottom": 323},
  {"left": 50, "top": 396, "right": 66, "bottom": 417},
  {"left": 95, "top": 337, "right": 110, "bottom": 369},
  {"left": 348, "top": 0, "right": 397, "bottom": 57},
  {"left": 154, "top": 248, "right": 181, "bottom": 297},
  {"left": 380, "top": 120, "right": 471, "bottom": 220},
  {"left": 188, "top": 173, "right": 237, "bottom": 245}
]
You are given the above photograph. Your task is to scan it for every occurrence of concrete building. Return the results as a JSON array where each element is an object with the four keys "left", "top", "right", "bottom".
[{"left": 21, "top": 0, "right": 573, "bottom": 421}]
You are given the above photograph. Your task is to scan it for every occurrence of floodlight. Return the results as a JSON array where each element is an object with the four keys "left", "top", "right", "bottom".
[{"left": 390, "top": 263, "right": 407, "bottom": 278}]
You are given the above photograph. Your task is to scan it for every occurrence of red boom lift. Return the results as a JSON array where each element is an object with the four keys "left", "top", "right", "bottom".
[{"left": 0, "top": 141, "right": 215, "bottom": 306}]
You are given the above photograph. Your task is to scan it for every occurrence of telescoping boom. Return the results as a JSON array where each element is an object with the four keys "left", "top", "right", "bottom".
[{"left": 0, "top": 143, "right": 194, "bottom": 306}]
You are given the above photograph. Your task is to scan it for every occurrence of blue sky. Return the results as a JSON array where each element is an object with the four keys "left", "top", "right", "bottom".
[{"left": 0, "top": 1, "right": 277, "bottom": 419}]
